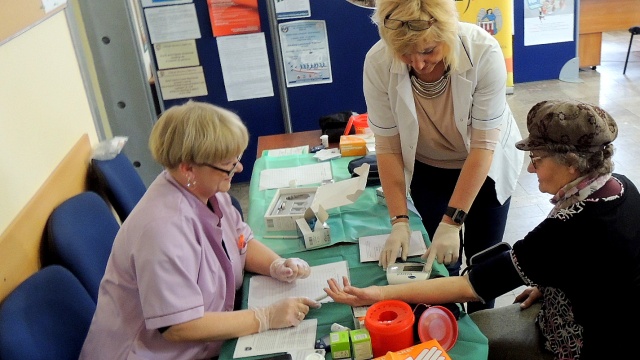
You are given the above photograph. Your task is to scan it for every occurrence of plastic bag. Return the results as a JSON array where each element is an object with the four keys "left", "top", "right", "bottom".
[{"left": 92, "top": 136, "right": 128, "bottom": 161}]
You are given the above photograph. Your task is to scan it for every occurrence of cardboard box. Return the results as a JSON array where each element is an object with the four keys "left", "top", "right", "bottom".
[
  {"left": 296, "top": 206, "right": 331, "bottom": 248},
  {"left": 264, "top": 163, "right": 369, "bottom": 235},
  {"left": 264, "top": 187, "right": 317, "bottom": 232},
  {"left": 295, "top": 164, "right": 369, "bottom": 248},
  {"left": 373, "top": 339, "right": 451, "bottom": 360},
  {"left": 330, "top": 330, "right": 351, "bottom": 359},
  {"left": 350, "top": 329, "right": 373, "bottom": 360},
  {"left": 339, "top": 135, "right": 367, "bottom": 157},
  {"left": 352, "top": 306, "right": 370, "bottom": 329}
]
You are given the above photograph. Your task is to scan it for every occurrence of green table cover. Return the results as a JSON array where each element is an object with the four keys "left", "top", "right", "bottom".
[{"left": 219, "top": 153, "right": 488, "bottom": 359}]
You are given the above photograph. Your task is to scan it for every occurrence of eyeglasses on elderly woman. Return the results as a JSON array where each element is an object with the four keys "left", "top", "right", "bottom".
[
  {"left": 384, "top": 13, "right": 437, "bottom": 31},
  {"left": 529, "top": 153, "right": 548, "bottom": 169},
  {"left": 200, "top": 155, "right": 242, "bottom": 176}
]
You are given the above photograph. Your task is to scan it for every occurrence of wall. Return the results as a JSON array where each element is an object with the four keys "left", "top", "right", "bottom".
[{"left": 0, "top": 10, "right": 99, "bottom": 234}]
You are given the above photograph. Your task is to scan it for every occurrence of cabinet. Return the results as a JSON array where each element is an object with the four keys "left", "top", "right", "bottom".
[{"left": 579, "top": 0, "right": 640, "bottom": 68}]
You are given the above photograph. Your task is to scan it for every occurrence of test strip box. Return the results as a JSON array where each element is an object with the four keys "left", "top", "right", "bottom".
[{"left": 263, "top": 164, "right": 370, "bottom": 233}]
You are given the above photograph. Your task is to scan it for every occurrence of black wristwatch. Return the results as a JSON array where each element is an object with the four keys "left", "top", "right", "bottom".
[{"left": 445, "top": 206, "right": 467, "bottom": 225}]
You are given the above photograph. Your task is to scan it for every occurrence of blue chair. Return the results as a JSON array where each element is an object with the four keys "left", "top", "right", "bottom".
[
  {"left": 45, "top": 191, "right": 120, "bottom": 302},
  {"left": 0, "top": 265, "right": 95, "bottom": 360},
  {"left": 91, "top": 151, "right": 147, "bottom": 222},
  {"left": 91, "top": 151, "right": 245, "bottom": 221}
]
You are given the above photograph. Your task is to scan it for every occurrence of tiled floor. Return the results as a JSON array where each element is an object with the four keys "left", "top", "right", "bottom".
[{"left": 229, "top": 30, "right": 640, "bottom": 308}]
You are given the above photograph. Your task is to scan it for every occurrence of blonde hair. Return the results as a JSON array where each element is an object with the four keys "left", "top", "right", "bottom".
[
  {"left": 149, "top": 100, "right": 249, "bottom": 169},
  {"left": 373, "top": 0, "right": 460, "bottom": 71}
]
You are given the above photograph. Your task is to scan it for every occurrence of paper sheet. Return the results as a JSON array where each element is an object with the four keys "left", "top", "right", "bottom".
[
  {"left": 233, "top": 318, "right": 317, "bottom": 358},
  {"left": 358, "top": 230, "right": 427, "bottom": 262},
  {"left": 267, "top": 145, "right": 309, "bottom": 157},
  {"left": 258, "top": 162, "right": 333, "bottom": 191},
  {"left": 248, "top": 260, "right": 349, "bottom": 308}
]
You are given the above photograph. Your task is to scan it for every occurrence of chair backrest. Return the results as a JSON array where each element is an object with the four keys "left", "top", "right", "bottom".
[
  {"left": 45, "top": 191, "right": 120, "bottom": 302},
  {"left": 91, "top": 151, "right": 147, "bottom": 222},
  {"left": 91, "top": 151, "right": 245, "bottom": 221},
  {"left": 0, "top": 265, "right": 95, "bottom": 360}
]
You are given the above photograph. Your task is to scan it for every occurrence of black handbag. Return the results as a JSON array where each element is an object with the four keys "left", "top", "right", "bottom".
[
  {"left": 319, "top": 111, "right": 356, "bottom": 143},
  {"left": 347, "top": 154, "right": 380, "bottom": 186}
]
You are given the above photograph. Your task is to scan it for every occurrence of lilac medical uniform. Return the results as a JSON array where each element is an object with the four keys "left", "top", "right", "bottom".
[{"left": 80, "top": 171, "right": 251, "bottom": 360}]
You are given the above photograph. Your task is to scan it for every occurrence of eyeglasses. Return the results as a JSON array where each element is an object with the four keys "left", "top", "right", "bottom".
[
  {"left": 529, "top": 153, "right": 545, "bottom": 169},
  {"left": 384, "top": 14, "right": 437, "bottom": 31},
  {"left": 201, "top": 155, "right": 242, "bottom": 177}
]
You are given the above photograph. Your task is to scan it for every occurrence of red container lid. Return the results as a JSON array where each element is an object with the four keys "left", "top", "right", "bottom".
[
  {"left": 417, "top": 305, "right": 459, "bottom": 351},
  {"left": 365, "top": 300, "right": 414, "bottom": 333}
]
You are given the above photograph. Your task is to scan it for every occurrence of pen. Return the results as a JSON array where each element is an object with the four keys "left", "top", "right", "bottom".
[
  {"left": 262, "top": 235, "right": 301, "bottom": 239},
  {"left": 315, "top": 293, "right": 329, "bottom": 302}
]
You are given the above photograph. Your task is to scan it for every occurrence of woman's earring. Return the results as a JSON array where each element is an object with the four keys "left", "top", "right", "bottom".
[{"left": 186, "top": 176, "right": 197, "bottom": 188}]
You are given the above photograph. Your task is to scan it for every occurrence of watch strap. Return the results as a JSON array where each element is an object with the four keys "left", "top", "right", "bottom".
[
  {"left": 390, "top": 214, "right": 410, "bottom": 223},
  {"left": 445, "top": 206, "right": 467, "bottom": 225}
]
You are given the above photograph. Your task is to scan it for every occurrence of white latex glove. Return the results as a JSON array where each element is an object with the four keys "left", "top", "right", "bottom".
[
  {"left": 421, "top": 221, "right": 461, "bottom": 273},
  {"left": 378, "top": 222, "right": 411, "bottom": 269},
  {"left": 270, "top": 258, "right": 311, "bottom": 283},
  {"left": 252, "top": 297, "right": 321, "bottom": 332}
]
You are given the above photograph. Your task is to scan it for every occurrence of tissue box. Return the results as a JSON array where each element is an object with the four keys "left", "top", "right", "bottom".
[
  {"left": 330, "top": 331, "right": 351, "bottom": 359},
  {"left": 350, "top": 329, "right": 373, "bottom": 360},
  {"left": 264, "top": 163, "right": 370, "bottom": 234}
]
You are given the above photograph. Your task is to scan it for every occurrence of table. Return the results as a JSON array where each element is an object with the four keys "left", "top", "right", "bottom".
[
  {"left": 579, "top": 0, "right": 640, "bottom": 68},
  {"left": 220, "top": 148, "right": 488, "bottom": 359},
  {"left": 256, "top": 130, "right": 337, "bottom": 158}
]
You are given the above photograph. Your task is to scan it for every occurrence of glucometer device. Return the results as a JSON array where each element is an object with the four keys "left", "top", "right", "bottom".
[{"left": 386, "top": 262, "right": 431, "bottom": 285}]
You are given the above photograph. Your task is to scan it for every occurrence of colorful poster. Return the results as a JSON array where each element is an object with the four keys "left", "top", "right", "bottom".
[
  {"left": 455, "top": 0, "right": 514, "bottom": 89},
  {"left": 208, "top": 0, "right": 260, "bottom": 37},
  {"left": 278, "top": 20, "right": 333, "bottom": 88},
  {"left": 523, "top": 0, "right": 574, "bottom": 46}
]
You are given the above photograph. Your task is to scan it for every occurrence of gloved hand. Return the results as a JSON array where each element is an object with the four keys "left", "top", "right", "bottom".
[
  {"left": 422, "top": 221, "right": 461, "bottom": 273},
  {"left": 252, "top": 297, "right": 321, "bottom": 332},
  {"left": 379, "top": 222, "right": 411, "bottom": 269},
  {"left": 270, "top": 258, "right": 311, "bottom": 283}
]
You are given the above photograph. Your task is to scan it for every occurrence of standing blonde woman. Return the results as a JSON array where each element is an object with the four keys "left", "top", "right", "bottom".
[{"left": 368, "top": 0, "right": 523, "bottom": 312}]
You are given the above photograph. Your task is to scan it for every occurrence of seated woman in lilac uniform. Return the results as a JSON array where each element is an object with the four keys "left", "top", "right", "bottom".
[
  {"left": 80, "top": 100, "right": 320, "bottom": 360},
  {"left": 324, "top": 99, "right": 640, "bottom": 360}
]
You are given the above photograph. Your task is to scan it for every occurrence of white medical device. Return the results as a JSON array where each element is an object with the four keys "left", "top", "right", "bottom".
[{"left": 386, "top": 262, "right": 431, "bottom": 285}]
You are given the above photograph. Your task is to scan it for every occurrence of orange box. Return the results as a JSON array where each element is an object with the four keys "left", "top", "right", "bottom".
[
  {"left": 339, "top": 135, "right": 367, "bottom": 157},
  {"left": 373, "top": 339, "right": 452, "bottom": 360}
]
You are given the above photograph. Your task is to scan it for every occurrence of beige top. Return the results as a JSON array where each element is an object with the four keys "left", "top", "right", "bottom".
[{"left": 375, "top": 77, "right": 500, "bottom": 170}]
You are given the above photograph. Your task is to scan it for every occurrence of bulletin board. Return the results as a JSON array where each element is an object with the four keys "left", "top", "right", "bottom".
[{"left": 0, "top": 0, "right": 66, "bottom": 44}]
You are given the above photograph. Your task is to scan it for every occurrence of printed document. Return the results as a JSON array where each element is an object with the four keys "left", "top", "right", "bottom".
[
  {"left": 359, "top": 230, "right": 427, "bottom": 262},
  {"left": 233, "top": 318, "right": 317, "bottom": 358},
  {"left": 267, "top": 145, "right": 309, "bottom": 157},
  {"left": 248, "top": 260, "right": 349, "bottom": 308},
  {"left": 259, "top": 162, "right": 332, "bottom": 190}
]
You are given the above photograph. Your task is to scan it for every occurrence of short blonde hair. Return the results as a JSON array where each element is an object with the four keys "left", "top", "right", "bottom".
[
  {"left": 373, "top": 0, "right": 460, "bottom": 71},
  {"left": 149, "top": 100, "right": 249, "bottom": 169}
]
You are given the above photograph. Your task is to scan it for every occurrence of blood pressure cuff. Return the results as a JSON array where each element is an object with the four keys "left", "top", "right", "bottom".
[
  {"left": 347, "top": 155, "right": 380, "bottom": 186},
  {"left": 467, "top": 250, "right": 525, "bottom": 303}
]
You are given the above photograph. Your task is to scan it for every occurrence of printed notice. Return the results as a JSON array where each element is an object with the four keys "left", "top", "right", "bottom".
[
  {"left": 154, "top": 40, "right": 199, "bottom": 70},
  {"left": 157, "top": 66, "right": 207, "bottom": 100},
  {"left": 278, "top": 20, "right": 332, "bottom": 87},
  {"left": 217, "top": 32, "right": 274, "bottom": 101},
  {"left": 144, "top": 3, "right": 201, "bottom": 44}
]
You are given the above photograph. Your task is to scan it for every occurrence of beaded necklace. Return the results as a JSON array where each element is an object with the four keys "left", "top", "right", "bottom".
[{"left": 410, "top": 68, "right": 450, "bottom": 99}]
